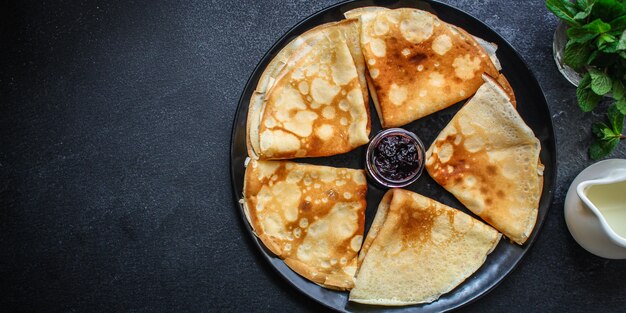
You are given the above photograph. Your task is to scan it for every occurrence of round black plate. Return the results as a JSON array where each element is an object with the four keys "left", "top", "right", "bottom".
[{"left": 230, "top": 0, "right": 556, "bottom": 312}]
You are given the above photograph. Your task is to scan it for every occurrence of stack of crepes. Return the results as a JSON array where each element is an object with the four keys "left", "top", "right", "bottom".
[
  {"left": 243, "top": 159, "right": 368, "bottom": 290},
  {"left": 243, "top": 5, "right": 543, "bottom": 304},
  {"left": 243, "top": 17, "right": 373, "bottom": 290},
  {"left": 246, "top": 18, "right": 371, "bottom": 160}
]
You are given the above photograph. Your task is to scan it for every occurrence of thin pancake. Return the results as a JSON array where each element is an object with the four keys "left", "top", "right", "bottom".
[
  {"left": 243, "top": 159, "right": 368, "bottom": 290},
  {"left": 350, "top": 189, "right": 501, "bottom": 305},
  {"left": 425, "top": 76, "right": 543, "bottom": 245},
  {"left": 247, "top": 19, "right": 370, "bottom": 160},
  {"left": 495, "top": 73, "right": 516, "bottom": 107},
  {"left": 350, "top": 7, "right": 501, "bottom": 127}
]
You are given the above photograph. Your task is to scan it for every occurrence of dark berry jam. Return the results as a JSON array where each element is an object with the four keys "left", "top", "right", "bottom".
[
  {"left": 373, "top": 135, "right": 421, "bottom": 181},
  {"left": 365, "top": 128, "right": 425, "bottom": 188}
]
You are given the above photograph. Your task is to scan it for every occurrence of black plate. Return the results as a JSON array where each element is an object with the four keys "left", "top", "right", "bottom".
[{"left": 230, "top": 0, "right": 556, "bottom": 312}]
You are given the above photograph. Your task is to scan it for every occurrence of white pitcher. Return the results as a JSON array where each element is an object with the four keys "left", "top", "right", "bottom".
[{"left": 565, "top": 160, "right": 626, "bottom": 259}]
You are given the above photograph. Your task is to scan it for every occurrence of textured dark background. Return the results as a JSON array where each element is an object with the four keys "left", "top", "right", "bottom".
[{"left": 1, "top": 0, "right": 625, "bottom": 312}]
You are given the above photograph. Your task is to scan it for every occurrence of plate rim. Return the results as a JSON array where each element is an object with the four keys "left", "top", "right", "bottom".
[{"left": 229, "top": 0, "right": 558, "bottom": 311}]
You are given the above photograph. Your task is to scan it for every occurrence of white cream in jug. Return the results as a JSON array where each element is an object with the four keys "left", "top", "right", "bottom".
[{"left": 586, "top": 180, "right": 626, "bottom": 238}]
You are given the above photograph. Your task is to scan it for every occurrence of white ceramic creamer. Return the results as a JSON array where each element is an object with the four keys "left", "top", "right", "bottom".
[
  {"left": 577, "top": 169, "right": 626, "bottom": 249},
  {"left": 564, "top": 159, "right": 626, "bottom": 259}
]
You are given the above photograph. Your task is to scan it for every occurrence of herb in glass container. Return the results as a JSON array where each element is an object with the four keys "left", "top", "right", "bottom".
[{"left": 546, "top": 0, "right": 626, "bottom": 158}]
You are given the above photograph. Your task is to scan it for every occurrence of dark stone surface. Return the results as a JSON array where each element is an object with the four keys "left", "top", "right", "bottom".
[{"left": 1, "top": 0, "right": 624, "bottom": 312}]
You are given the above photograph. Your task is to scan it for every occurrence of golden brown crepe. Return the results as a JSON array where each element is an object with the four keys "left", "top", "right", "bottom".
[
  {"left": 425, "top": 76, "right": 543, "bottom": 245},
  {"left": 346, "top": 7, "right": 503, "bottom": 128},
  {"left": 243, "top": 159, "right": 368, "bottom": 290},
  {"left": 247, "top": 19, "right": 370, "bottom": 160},
  {"left": 350, "top": 189, "right": 501, "bottom": 305}
]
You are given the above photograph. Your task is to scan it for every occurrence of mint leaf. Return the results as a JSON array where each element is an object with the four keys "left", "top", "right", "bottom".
[
  {"left": 592, "top": 122, "right": 611, "bottom": 138},
  {"left": 546, "top": 0, "right": 582, "bottom": 26},
  {"left": 590, "top": 105, "right": 624, "bottom": 159},
  {"left": 588, "top": 51, "right": 615, "bottom": 68},
  {"left": 592, "top": 0, "right": 626, "bottom": 22},
  {"left": 574, "top": 11, "right": 591, "bottom": 20},
  {"left": 587, "top": 50, "right": 601, "bottom": 63},
  {"left": 589, "top": 68, "right": 613, "bottom": 95},
  {"left": 568, "top": 27, "right": 599, "bottom": 43},
  {"left": 613, "top": 80, "right": 626, "bottom": 100},
  {"left": 599, "top": 30, "right": 624, "bottom": 53},
  {"left": 601, "top": 125, "right": 618, "bottom": 139},
  {"left": 574, "top": 1, "right": 595, "bottom": 20},
  {"left": 577, "top": 72, "right": 603, "bottom": 111},
  {"left": 608, "top": 104, "right": 625, "bottom": 134},
  {"left": 618, "top": 30, "right": 626, "bottom": 50},
  {"left": 564, "top": 41, "right": 593, "bottom": 69},
  {"left": 610, "top": 15, "right": 626, "bottom": 34},
  {"left": 584, "top": 18, "right": 612, "bottom": 33},
  {"left": 601, "top": 39, "right": 621, "bottom": 53},
  {"left": 576, "top": 0, "right": 593, "bottom": 10},
  {"left": 616, "top": 98, "right": 626, "bottom": 114},
  {"left": 597, "top": 33, "right": 617, "bottom": 50},
  {"left": 589, "top": 138, "right": 619, "bottom": 159},
  {"left": 599, "top": 33, "right": 617, "bottom": 43}
]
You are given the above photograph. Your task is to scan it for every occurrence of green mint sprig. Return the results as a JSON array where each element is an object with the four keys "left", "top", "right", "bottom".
[
  {"left": 590, "top": 105, "right": 625, "bottom": 159},
  {"left": 547, "top": 0, "right": 626, "bottom": 159}
]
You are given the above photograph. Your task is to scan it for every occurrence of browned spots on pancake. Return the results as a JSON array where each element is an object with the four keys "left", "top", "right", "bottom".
[
  {"left": 398, "top": 204, "right": 436, "bottom": 245},
  {"left": 391, "top": 51, "right": 403, "bottom": 61},
  {"left": 244, "top": 160, "right": 370, "bottom": 290},
  {"left": 496, "top": 190, "right": 505, "bottom": 199},
  {"left": 386, "top": 36, "right": 400, "bottom": 46},
  {"left": 327, "top": 189, "right": 338, "bottom": 200},
  {"left": 485, "top": 198, "right": 493, "bottom": 205},
  {"left": 428, "top": 122, "right": 497, "bottom": 189},
  {"left": 409, "top": 53, "right": 427, "bottom": 64},
  {"left": 481, "top": 214, "right": 493, "bottom": 225},
  {"left": 258, "top": 75, "right": 367, "bottom": 160},
  {"left": 375, "top": 76, "right": 388, "bottom": 93},
  {"left": 444, "top": 209, "right": 457, "bottom": 225},
  {"left": 256, "top": 162, "right": 287, "bottom": 184},
  {"left": 363, "top": 13, "right": 502, "bottom": 127},
  {"left": 429, "top": 135, "right": 473, "bottom": 185},
  {"left": 300, "top": 200, "right": 312, "bottom": 212},
  {"left": 308, "top": 135, "right": 325, "bottom": 152}
]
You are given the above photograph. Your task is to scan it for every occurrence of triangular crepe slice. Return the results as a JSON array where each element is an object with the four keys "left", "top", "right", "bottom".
[
  {"left": 425, "top": 76, "right": 543, "bottom": 245},
  {"left": 243, "top": 159, "right": 368, "bottom": 290},
  {"left": 346, "top": 7, "right": 517, "bottom": 107},
  {"left": 247, "top": 19, "right": 370, "bottom": 160},
  {"left": 350, "top": 189, "right": 501, "bottom": 305},
  {"left": 348, "top": 7, "right": 502, "bottom": 127}
]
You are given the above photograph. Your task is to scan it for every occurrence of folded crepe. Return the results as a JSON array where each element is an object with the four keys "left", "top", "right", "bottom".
[
  {"left": 247, "top": 19, "right": 370, "bottom": 160},
  {"left": 425, "top": 76, "right": 543, "bottom": 245},
  {"left": 243, "top": 159, "right": 368, "bottom": 290},
  {"left": 345, "top": 7, "right": 510, "bottom": 128},
  {"left": 350, "top": 189, "right": 501, "bottom": 305}
]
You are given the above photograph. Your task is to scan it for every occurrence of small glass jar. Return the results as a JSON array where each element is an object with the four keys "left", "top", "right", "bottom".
[
  {"left": 365, "top": 128, "right": 426, "bottom": 188},
  {"left": 553, "top": 21, "right": 581, "bottom": 87}
]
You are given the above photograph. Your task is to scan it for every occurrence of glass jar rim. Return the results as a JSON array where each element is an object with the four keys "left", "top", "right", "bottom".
[{"left": 365, "top": 128, "right": 426, "bottom": 188}]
